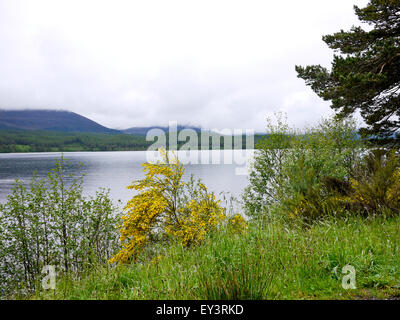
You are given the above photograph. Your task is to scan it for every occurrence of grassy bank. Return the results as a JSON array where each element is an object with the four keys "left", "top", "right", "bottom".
[{"left": 28, "top": 214, "right": 400, "bottom": 300}]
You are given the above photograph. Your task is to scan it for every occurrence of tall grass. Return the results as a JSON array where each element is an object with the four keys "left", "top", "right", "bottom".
[{"left": 29, "top": 214, "right": 400, "bottom": 300}]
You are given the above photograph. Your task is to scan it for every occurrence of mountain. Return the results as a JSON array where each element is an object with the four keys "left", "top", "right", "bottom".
[
  {"left": 123, "top": 125, "right": 202, "bottom": 136},
  {"left": 0, "top": 109, "right": 120, "bottom": 133}
]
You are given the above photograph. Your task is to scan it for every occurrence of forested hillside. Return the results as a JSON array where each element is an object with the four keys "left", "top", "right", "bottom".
[
  {"left": 0, "top": 130, "right": 151, "bottom": 152},
  {"left": 0, "top": 110, "right": 119, "bottom": 133}
]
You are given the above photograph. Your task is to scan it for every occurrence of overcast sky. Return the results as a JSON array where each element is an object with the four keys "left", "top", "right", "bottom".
[{"left": 0, "top": 0, "right": 369, "bottom": 131}]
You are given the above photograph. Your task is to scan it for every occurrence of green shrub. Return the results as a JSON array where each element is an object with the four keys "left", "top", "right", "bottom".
[
  {"left": 0, "top": 156, "right": 120, "bottom": 297},
  {"left": 243, "top": 115, "right": 362, "bottom": 221},
  {"left": 279, "top": 159, "right": 349, "bottom": 221},
  {"left": 349, "top": 149, "right": 400, "bottom": 215},
  {"left": 242, "top": 113, "right": 294, "bottom": 218}
]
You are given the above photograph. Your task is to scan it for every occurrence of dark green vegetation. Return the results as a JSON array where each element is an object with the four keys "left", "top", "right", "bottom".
[
  {"left": 0, "top": 130, "right": 153, "bottom": 152},
  {"left": 296, "top": 0, "right": 400, "bottom": 137},
  {"left": 0, "top": 129, "right": 263, "bottom": 153}
]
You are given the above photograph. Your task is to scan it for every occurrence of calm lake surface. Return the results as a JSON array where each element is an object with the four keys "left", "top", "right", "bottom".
[{"left": 0, "top": 150, "right": 255, "bottom": 208}]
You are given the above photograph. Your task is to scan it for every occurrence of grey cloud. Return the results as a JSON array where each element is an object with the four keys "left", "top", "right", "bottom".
[{"left": 0, "top": 0, "right": 367, "bottom": 132}]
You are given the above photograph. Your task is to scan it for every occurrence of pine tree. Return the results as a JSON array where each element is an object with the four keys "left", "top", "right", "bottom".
[{"left": 296, "top": 0, "right": 400, "bottom": 137}]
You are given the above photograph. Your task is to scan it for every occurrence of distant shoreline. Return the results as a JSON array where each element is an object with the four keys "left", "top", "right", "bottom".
[
  {"left": 0, "top": 147, "right": 257, "bottom": 154},
  {"left": 0, "top": 129, "right": 263, "bottom": 153}
]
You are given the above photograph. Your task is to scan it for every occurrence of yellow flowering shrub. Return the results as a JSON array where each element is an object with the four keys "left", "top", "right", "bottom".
[
  {"left": 109, "top": 149, "right": 230, "bottom": 264},
  {"left": 227, "top": 214, "right": 248, "bottom": 234},
  {"left": 166, "top": 195, "right": 226, "bottom": 246}
]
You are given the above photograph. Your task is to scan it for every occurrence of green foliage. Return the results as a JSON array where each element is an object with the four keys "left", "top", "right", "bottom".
[
  {"left": 244, "top": 114, "right": 400, "bottom": 221},
  {"left": 296, "top": 0, "right": 400, "bottom": 136},
  {"left": 243, "top": 115, "right": 362, "bottom": 221},
  {"left": 0, "top": 129, "right": 262, "bottom": 153},
  {"left": 242, "top": 113, "right": 293, "bottom": 217},
  {"left": 0, "top": 156, "right": 119, "bottom": 297},
  {"left": 350, "top": 149, "right": 400, "bottom": 215},
  {"left": 278, "top": 118, "right": 362, "bottom": 221}
]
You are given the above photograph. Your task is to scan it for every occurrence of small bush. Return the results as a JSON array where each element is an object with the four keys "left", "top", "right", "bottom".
[
  {"left": 242, "top": 113, "right": 294, "bottom": 217},
  {"left": 349, "top": 149, "right": 400, "bottom": 215}
]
